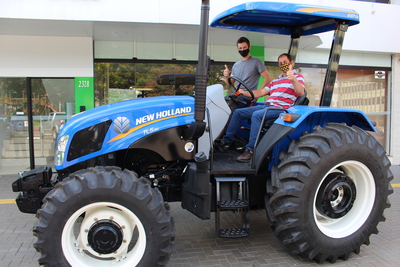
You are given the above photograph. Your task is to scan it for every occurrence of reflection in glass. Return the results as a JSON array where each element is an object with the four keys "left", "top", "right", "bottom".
[
  {"left": 0, "top": 78, "right": 74, "bottom": 174},
  {"left": 298, "top": 67, "right": 389, "bottom": 151},
  {"left": 93, "top": 63, "right": 390, "bottom": 152}
]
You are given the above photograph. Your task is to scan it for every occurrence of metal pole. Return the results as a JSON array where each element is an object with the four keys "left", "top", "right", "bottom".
[
  {"left": 288, "top": 28, "right": 303, "bottom": 62},
  {"left": 184, "top": 0, "right": 209, "bottom": 140},
  {"left": 319, "top": 22, "right": 348, "bottom": 107},
  {"left": 195, "top": 0, "right": 209, "bottom": 122},
  {"left": 288, "top": 37, "right": 299, "bottom": 62},
  {"left": 26, "top": 77, "right": 35, "bottom": 169}
]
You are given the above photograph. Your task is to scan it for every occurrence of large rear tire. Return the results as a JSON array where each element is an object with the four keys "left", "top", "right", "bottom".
[
  {"left": 33, "top": 166, "right": 174, "bottom": 267},
  {"left": 268, "top": 123, "right": 393, "bottom": 263}
]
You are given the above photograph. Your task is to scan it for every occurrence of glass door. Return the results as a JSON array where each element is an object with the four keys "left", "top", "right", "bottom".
[
  {"left": 0, "top": 78, "right": 74, "bottom": 174},
  {"left": 32, "top": 78, "right": 75, "bottom": 167}
]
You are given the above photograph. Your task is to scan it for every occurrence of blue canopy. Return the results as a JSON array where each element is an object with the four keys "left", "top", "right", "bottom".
[{"left": 210, "top": 2, "right": 360, "bottom": 35}]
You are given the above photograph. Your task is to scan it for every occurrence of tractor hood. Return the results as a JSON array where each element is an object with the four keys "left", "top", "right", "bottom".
[{"left": 55, "top": 96, "right": 195, "bottom": 169}]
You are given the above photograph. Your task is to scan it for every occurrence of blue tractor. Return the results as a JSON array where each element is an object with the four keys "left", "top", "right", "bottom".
[{"left": 12, "top": 1, "right": 393, "bottom": 266}]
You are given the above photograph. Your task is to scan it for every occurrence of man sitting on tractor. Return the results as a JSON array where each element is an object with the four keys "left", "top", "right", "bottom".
[{"left": 216, "top": 53, "right": 306, "bottom": 162}]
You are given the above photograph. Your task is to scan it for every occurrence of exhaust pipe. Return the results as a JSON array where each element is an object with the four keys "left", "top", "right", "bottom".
[{"left": 184, "top": 0, "right": 209, "bottom": 140}]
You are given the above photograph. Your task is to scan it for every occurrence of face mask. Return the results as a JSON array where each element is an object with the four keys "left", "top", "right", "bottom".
[
  {"left": 279, "top": 63, "right": 291, "bottom": 73},
  {"left": 238, "top": 49, "right": 250, "bottom": 57}
]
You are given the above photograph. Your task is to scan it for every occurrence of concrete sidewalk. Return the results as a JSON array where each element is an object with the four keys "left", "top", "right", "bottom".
[{"left": 1, "top": 166, "right": 399, "bottom": 267}]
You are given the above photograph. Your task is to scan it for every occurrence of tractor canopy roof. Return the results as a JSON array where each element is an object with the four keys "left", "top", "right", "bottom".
[{"left": 210, "top": 1, "right": 359, "bottom": 36}]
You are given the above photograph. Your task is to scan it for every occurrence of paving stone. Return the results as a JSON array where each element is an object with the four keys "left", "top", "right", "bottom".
[{"left": 1, "top": 165, "right": 399, "bottom": 266}]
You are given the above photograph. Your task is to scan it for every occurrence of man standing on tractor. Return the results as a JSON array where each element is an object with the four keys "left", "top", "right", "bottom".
[
  {"left": 224, "top": 37, "right": 272, "bottom": 106},
  {"left": 217, "top": 53, "right": 305, "bottom": 162}
]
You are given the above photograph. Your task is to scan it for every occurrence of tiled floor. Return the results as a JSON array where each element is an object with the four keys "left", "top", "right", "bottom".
[{"left": 1, "top": 166, "right": 399, "bottom": 267}]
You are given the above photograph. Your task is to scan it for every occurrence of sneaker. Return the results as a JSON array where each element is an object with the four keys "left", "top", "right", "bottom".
[
  {"left": 214, "top": 139, "right": 230, "bottom": 152},
  {"left": 237, "top": 149, "right": 253, "bottom": 163}
]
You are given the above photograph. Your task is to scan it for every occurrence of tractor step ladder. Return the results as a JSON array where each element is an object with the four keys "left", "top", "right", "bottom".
[{"left": 215, "top": 177, "right": 249, "bottom": 237}]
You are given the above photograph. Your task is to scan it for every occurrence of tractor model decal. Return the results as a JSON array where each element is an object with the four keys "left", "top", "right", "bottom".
[{"left": 109, "top": 106, "right": 193, "bottom": 143}]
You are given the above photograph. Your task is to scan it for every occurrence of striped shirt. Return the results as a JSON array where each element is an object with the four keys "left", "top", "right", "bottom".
[{"left": 265, "top": 72, "right": 305, "bottom": 109}]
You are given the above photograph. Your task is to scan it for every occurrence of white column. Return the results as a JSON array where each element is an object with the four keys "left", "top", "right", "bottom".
[{"left": 389, "top": 53, "right": 400, "bottom": 165}]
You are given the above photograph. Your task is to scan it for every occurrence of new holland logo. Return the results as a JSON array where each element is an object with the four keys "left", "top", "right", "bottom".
[{"left": 113, "top": 116, "right": 130, "bottom": 134}]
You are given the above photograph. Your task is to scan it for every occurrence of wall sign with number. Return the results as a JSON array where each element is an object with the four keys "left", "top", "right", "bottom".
[
  {"left": 74, "top": 77, "right": 94, "bottom": 113},
  {"left": 78, "top": 80, "right": 91, "bottom": 87}
]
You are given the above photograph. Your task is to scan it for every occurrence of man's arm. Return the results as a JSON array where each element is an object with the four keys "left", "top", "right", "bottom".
[
  {"left": 238, "top": 87, "right": 269, "bottom": 99},
  {"left": 258, "top": 70, "right": 272, "bottom": 89}
]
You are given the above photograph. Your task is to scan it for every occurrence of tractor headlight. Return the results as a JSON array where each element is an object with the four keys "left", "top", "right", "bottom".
[{"left": 55, "top": 135, "right": 69, "bottom": 165}]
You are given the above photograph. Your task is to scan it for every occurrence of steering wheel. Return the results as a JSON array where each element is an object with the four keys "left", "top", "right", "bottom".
[{"left": 227, "top": 76, "right": 255, "bottom": 102}]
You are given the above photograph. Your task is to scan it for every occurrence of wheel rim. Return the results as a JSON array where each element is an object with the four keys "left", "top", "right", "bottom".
[
  {"left": 62, "top": 202, "right": 146, "bottom": 267},
  {"left": 313, "top": 160, "right": 375, "bottom": 238}
]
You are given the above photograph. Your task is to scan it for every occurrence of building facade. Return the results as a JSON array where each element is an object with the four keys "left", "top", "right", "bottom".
[{"left": 0, "top": 0, "right": 399, "bottom": 174}]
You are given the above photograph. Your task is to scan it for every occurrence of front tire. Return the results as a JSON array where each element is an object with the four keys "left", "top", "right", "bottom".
[
  {"left": 268, "top": 123, "right": 393, "bottom": 263},
  {"left": 33, "top": 166, "right": 174, "bottom": 267}
]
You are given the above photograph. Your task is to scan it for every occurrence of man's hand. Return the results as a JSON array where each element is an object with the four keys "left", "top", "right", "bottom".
[
  {"left": 223, "top": 64, "right": 230, "bottom": 77},
  {"left": 287, "top": 64, "right": 295, "bottom": 81},
  {"left": 235, "top": 89, "right": 257, "bottom": 102},
  {"left": 234, "top": 89, "right": 242, "bottom": 96},
  {"left": 286, "top": 64, "right": 305, "bottom": 96}
]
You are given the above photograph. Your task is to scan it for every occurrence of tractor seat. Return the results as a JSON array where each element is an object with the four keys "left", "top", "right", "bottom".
[
  {"left": 293, "top": 92, "right": 309, "bottom": 106},
  {"left": 262, "top": 92, "right": 309, "bottom": 130}
]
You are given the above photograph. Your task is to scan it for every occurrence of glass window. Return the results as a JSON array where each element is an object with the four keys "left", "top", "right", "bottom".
[
  {"left": 93, "top": 62, "right": 390, "bottom": 153},
  {"left": 0, "top": 78, "right": 74, "bottom": 174},
  {"left": 0, "top": 78, "right": 29, "bottom": 174},
  {"left": 33, "top": 78, "right": 74, "bottom": 167},
  {"left": 296, "top": 67, "right": 390, "bottom": 151},
  {"left": 336, "top": 70, "right": 389, "bottom": 151},
  {"left": 94, "top": 62, "right": 228, "bottom": 105}
]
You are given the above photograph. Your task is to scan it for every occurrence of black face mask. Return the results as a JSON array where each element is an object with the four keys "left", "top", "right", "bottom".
[{"left": 238, "top": 49, "right": 250, "bottom": 57}]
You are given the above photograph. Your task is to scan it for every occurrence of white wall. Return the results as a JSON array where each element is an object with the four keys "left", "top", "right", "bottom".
[
  {"left": 1, "top": 0, "right": 399, "bottom": 54},
  {"left": 316, "top": 0, "right": 400, "bottom": 53},
  {"left": 1, "top": 0, "right": 399, "bottom": 164},
  {"left": 0, "top": 35, "right": 93, "bottom": 77},
  {"left": 390, "top": 53, "right": 400, "bottom": 164}
]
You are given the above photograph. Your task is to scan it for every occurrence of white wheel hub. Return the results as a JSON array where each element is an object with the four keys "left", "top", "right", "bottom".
[
  {"left": 314, "top": 161, "right": 376, "bottom": 238},
  {"left": 62, "top": 202, "right": 147, "bottom": 267}
]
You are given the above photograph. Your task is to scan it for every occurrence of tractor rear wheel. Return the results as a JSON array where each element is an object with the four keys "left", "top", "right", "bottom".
[
  {"left": 33, "top": 166, "right": 174, "bottom": 267},
  {"left": 268, "top": 123, "right": 393, "bottom": 263}
]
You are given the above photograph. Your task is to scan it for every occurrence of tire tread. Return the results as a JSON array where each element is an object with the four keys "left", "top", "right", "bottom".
[{"left": 268, "top": 123, "right": 393, "bottom": 263}]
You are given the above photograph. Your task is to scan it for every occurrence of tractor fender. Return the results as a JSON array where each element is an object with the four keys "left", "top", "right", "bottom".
[{"left": 254, "top": 106, "right": 377, "bottom": 173}]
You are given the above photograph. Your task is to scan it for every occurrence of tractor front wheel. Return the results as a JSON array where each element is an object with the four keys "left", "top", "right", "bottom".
[{"left": 33, "top": 166, "right": 174, "bottom": 267}]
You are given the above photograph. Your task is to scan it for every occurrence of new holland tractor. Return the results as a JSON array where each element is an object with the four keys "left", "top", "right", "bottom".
[{"left": 12, "top": 1, "right": 393, "bottom": 266}]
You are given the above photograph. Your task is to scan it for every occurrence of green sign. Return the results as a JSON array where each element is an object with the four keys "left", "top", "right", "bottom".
[
  {"left": 252, "top": 46, "right": 266, "bottom": 103},
  {"left": 74, "top": 77, "right": 94, "bottom": 113}
]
